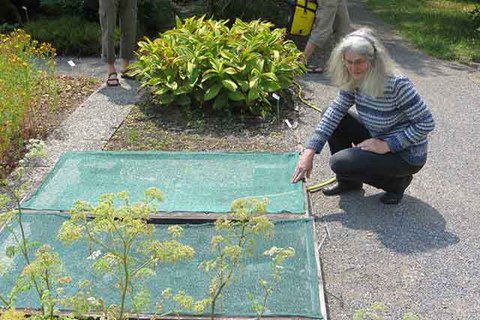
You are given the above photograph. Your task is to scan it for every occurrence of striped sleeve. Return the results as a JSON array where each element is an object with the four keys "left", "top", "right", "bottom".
[
  {"left": 384, "top": 77, "right": 435, "bottom": 153},
  {"left": 306, "top": 90, "right": 355, "bottom": 153}
]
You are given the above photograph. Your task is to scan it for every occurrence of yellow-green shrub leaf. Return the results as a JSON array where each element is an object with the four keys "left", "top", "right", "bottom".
[
  {"left": 154, "top": 87, "right": 169, "bottom": 95},
  {"left": 228, "top": 91, "right": 245, "bottom": 102},
  {"left": 204, "top": 83, "right": 223, "bottom": 101},
  {"left": 222, "top": 79, "right": 238, "bottom": 92},
  {"left": 224, "top": 67, "right": 237, "bottom": 75},
  {"left": 261, "top": 80, "right": 282, "bottom": 92},
  {"left": 249, "top": 77, "right": 259, "bottom": 89}
]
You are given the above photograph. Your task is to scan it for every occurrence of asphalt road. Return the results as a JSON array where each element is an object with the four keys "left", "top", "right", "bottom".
[{"left": 298, "top": 1, "right": 480, "bottom": 319}]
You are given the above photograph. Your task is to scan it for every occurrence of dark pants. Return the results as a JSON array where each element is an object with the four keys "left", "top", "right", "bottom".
[{"left": 328, "top": 112, "right": 423, "bottom": 194}]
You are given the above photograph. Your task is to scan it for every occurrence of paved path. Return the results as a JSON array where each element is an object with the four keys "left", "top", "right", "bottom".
[
  {"left": 22, "top": 59, "right": 139, "bottom": 198},
  {"left": 298, "top": 1, "right": 480, "bottom": 319},
  {"left": 18, "top": 1, "right": 480, "bottom": 319}
]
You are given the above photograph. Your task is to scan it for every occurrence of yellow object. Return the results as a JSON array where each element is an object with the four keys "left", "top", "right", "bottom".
[
  {"left": 292, "top": 81, "right": 323, "bottom": 113},
  {"left": 306, "top": 177, "right": 337, "bottom": 193},
  {"left": 288, "top": 0, "right": 318, "bottom": 36}
]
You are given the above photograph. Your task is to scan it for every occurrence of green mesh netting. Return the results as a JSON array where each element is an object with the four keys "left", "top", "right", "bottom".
[
  {"left": 21, "top": 151, "right": 304, "bottom": 214},
  {"left": 0, "top": 214, "right": 322, "bottom": 318}
]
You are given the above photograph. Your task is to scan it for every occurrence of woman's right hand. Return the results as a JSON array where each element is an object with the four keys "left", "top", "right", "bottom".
[{"left": 291, "top": 149, "right": 316, "bottom": 183}]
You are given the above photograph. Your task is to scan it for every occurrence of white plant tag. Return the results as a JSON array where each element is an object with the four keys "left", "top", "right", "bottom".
[
  {"left": 67, "top": 60, "right": 76, "bottom": 67},
  {"left": 272, "top": 93, "right": 280, "bottom": 101},
  {"left": 284, "top": 119, "right": 293, "bottom": 128}
]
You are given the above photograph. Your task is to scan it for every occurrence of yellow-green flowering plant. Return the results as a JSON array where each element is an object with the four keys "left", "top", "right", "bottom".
[
  {"left": 57, "top": 188, "right": 195, "bottom": 320},
  {"left": 0, "top": 30, "right": 58, "bottom": 177},
  {"left": 0, "top": 140, "right": 69, "bottom": 318},
  {"left": 199, "top": 197, "right": 293, "bottom": 319},
  {"left": 248, "top": 246, "right": 295, "bottom": 317}
]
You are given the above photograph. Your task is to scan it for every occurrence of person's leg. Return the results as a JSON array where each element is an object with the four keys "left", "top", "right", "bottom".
[
  {"left": 327, "top": 112, "right": 371, "bottom": 154},
  {"left": 322, "top": 112, "right": 371, "bottom": 195},
  {"left": 303, "top": 41, "right": 318, "bottom": 66},
  {"left": 329, "top": 148, "right": 423, "bottom": 203},
  {"left": 119, "top": 0, "right": 137, "bottom": 73},
  {"left": 304, "top": 0, "right": 338, "bottom": 68},
  {"left": 332, "top": 0, "right": 352, "bottom": 40},
  {"left": 99, "top": 0, "right": 119, "bottom": 85}
]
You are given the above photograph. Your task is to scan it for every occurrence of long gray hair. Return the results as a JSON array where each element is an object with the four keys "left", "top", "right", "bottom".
[{"left": 327, "top": 28, "right": 396, "bottom": 97}]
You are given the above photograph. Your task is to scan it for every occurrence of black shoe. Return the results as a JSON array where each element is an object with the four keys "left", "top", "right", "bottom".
[
  {"left": 322, "top": 182, "right": 363, "bottom": 196},
  {"left": 380, "top": 175, "right": 413, "bottom": 205},
  {"left": 380, "top": 192, "right": 403, "bottom": 205}
]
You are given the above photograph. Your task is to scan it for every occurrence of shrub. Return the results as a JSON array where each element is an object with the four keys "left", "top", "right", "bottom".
[
  {"left": 24, "top": 15, "right": 101, "bottom": 55},
  {"left": 469, "top": 4, "right": 480, "bottom": 30},
  {"left": 39, "top": 0, "right": 84, "bottom": 16},
  {"left": 0, "top": 29, "right": 57, "bottom": 177},
  {"left": 132, "top": 16, "right": 305, "bottom": 117}
]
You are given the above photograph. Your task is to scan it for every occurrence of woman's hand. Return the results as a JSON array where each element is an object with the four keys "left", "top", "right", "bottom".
[
  {"left": 356, "top": 138, "right": 390, "bottom": 154},
  {"left": 291, "top": 149, "right": 316, "bottom": 183}
]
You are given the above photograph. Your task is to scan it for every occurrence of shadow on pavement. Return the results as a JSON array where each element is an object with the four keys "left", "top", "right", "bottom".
[
  {"left": 316, "top": 193, "right": 459, "bottom": 254},
  {"left": 96, "top": 81, "right": 141, "bottom": 106}
]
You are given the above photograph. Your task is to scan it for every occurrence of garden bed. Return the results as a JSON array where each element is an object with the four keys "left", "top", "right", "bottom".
[{"left": 105, "top": 95, "right": 300, "bottom": 153}]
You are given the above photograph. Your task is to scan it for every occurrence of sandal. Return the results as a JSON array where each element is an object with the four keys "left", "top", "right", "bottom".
[
  {"left": 306, "top": 65, "right": 324, "bottom": 74},
  {"left": 106, "top": 72, "right": 119, "bottom": 87}
]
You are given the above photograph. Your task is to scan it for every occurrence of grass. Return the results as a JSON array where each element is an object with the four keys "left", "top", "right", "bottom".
[{"left": 366, "top": 0, "right": 480, "bottom": 63}]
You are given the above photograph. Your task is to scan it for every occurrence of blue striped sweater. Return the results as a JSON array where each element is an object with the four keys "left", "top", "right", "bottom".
[{"left": 306, "top": 75, "right": 435, "bottom": 165}]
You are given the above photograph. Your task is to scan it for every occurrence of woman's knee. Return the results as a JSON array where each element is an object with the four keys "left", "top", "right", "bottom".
[{"left": 329, "top": 149, "right": 357, "bottom": 174}]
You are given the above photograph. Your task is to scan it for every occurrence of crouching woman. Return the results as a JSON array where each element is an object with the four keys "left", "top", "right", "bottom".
[{"left": 291, "top": 28, "right": 435, "bottom": 205}]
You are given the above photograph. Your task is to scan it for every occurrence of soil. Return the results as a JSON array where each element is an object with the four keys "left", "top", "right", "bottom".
[
  {"left": 45, "top": 75, "right": 100, "bottom": 133},
  {"left": 104, "top": 93, "right": 301, "bottom": 153}
]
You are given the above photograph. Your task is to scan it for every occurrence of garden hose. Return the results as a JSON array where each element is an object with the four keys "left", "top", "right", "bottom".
[
  {"left": 292, "top": 81, "right": 323, "bottom": 113},
  {"left": 306, "top": 177, "right": 336, "bottom": 193},
  {"left": 292, "top": 80, "right": 337, "bottom": 193}
]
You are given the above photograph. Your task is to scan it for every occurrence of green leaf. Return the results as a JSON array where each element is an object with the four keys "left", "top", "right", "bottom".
[
  {"left": 256, "top": 59, "right": 265, "bottom": 71},
  {"left": 249, "top": 77, "right": 259, "bottom": 89},
  {"left": 202, "top": 71, "right": 218, "bottom": 82},
  {"left": 223, "top": 67, "right": 238, "bottom": 75},
  {"left": 204, "top": 83, "right": 223, "bottom": 101},
  {"left": 228, "top": 91, "right": 245, "bottom": 102},
  {"left": 6, "top": 246, "right": 15, "bottom": 258},
  {"left": 26, "top": 241, "right": 40, "bottom": 250},
  {"left": 222, "top": 79, "right": 238, "bottom": 92},
  {"left": 212, "top": 93, "right": 229, "bottom": 110},
  {"left": 154, "top": 87, "right": 170, "bottom": 95},
  {"left": 175, "top": 16, "right": 183, "bottom": 29},
  {"left": 247, "top": 88, "right": 260, "bottom": 103},
  {"left": 187, "top": 62, "right": 195, "bottom": 75},
  {"left": 238, "top": 80, "right": 249, "bottom": 91},
  {"left": 156, "top": 93, "right": 175, "bottom": 105},
  {"left": 261, "top": 80, "right": 282, "bottom": 92},
  {"left": 166, "top": 82, "right": 178, "bottom": 90},
  {"left": 262, "top": 72, "right": 278, "bottom": 81}
]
